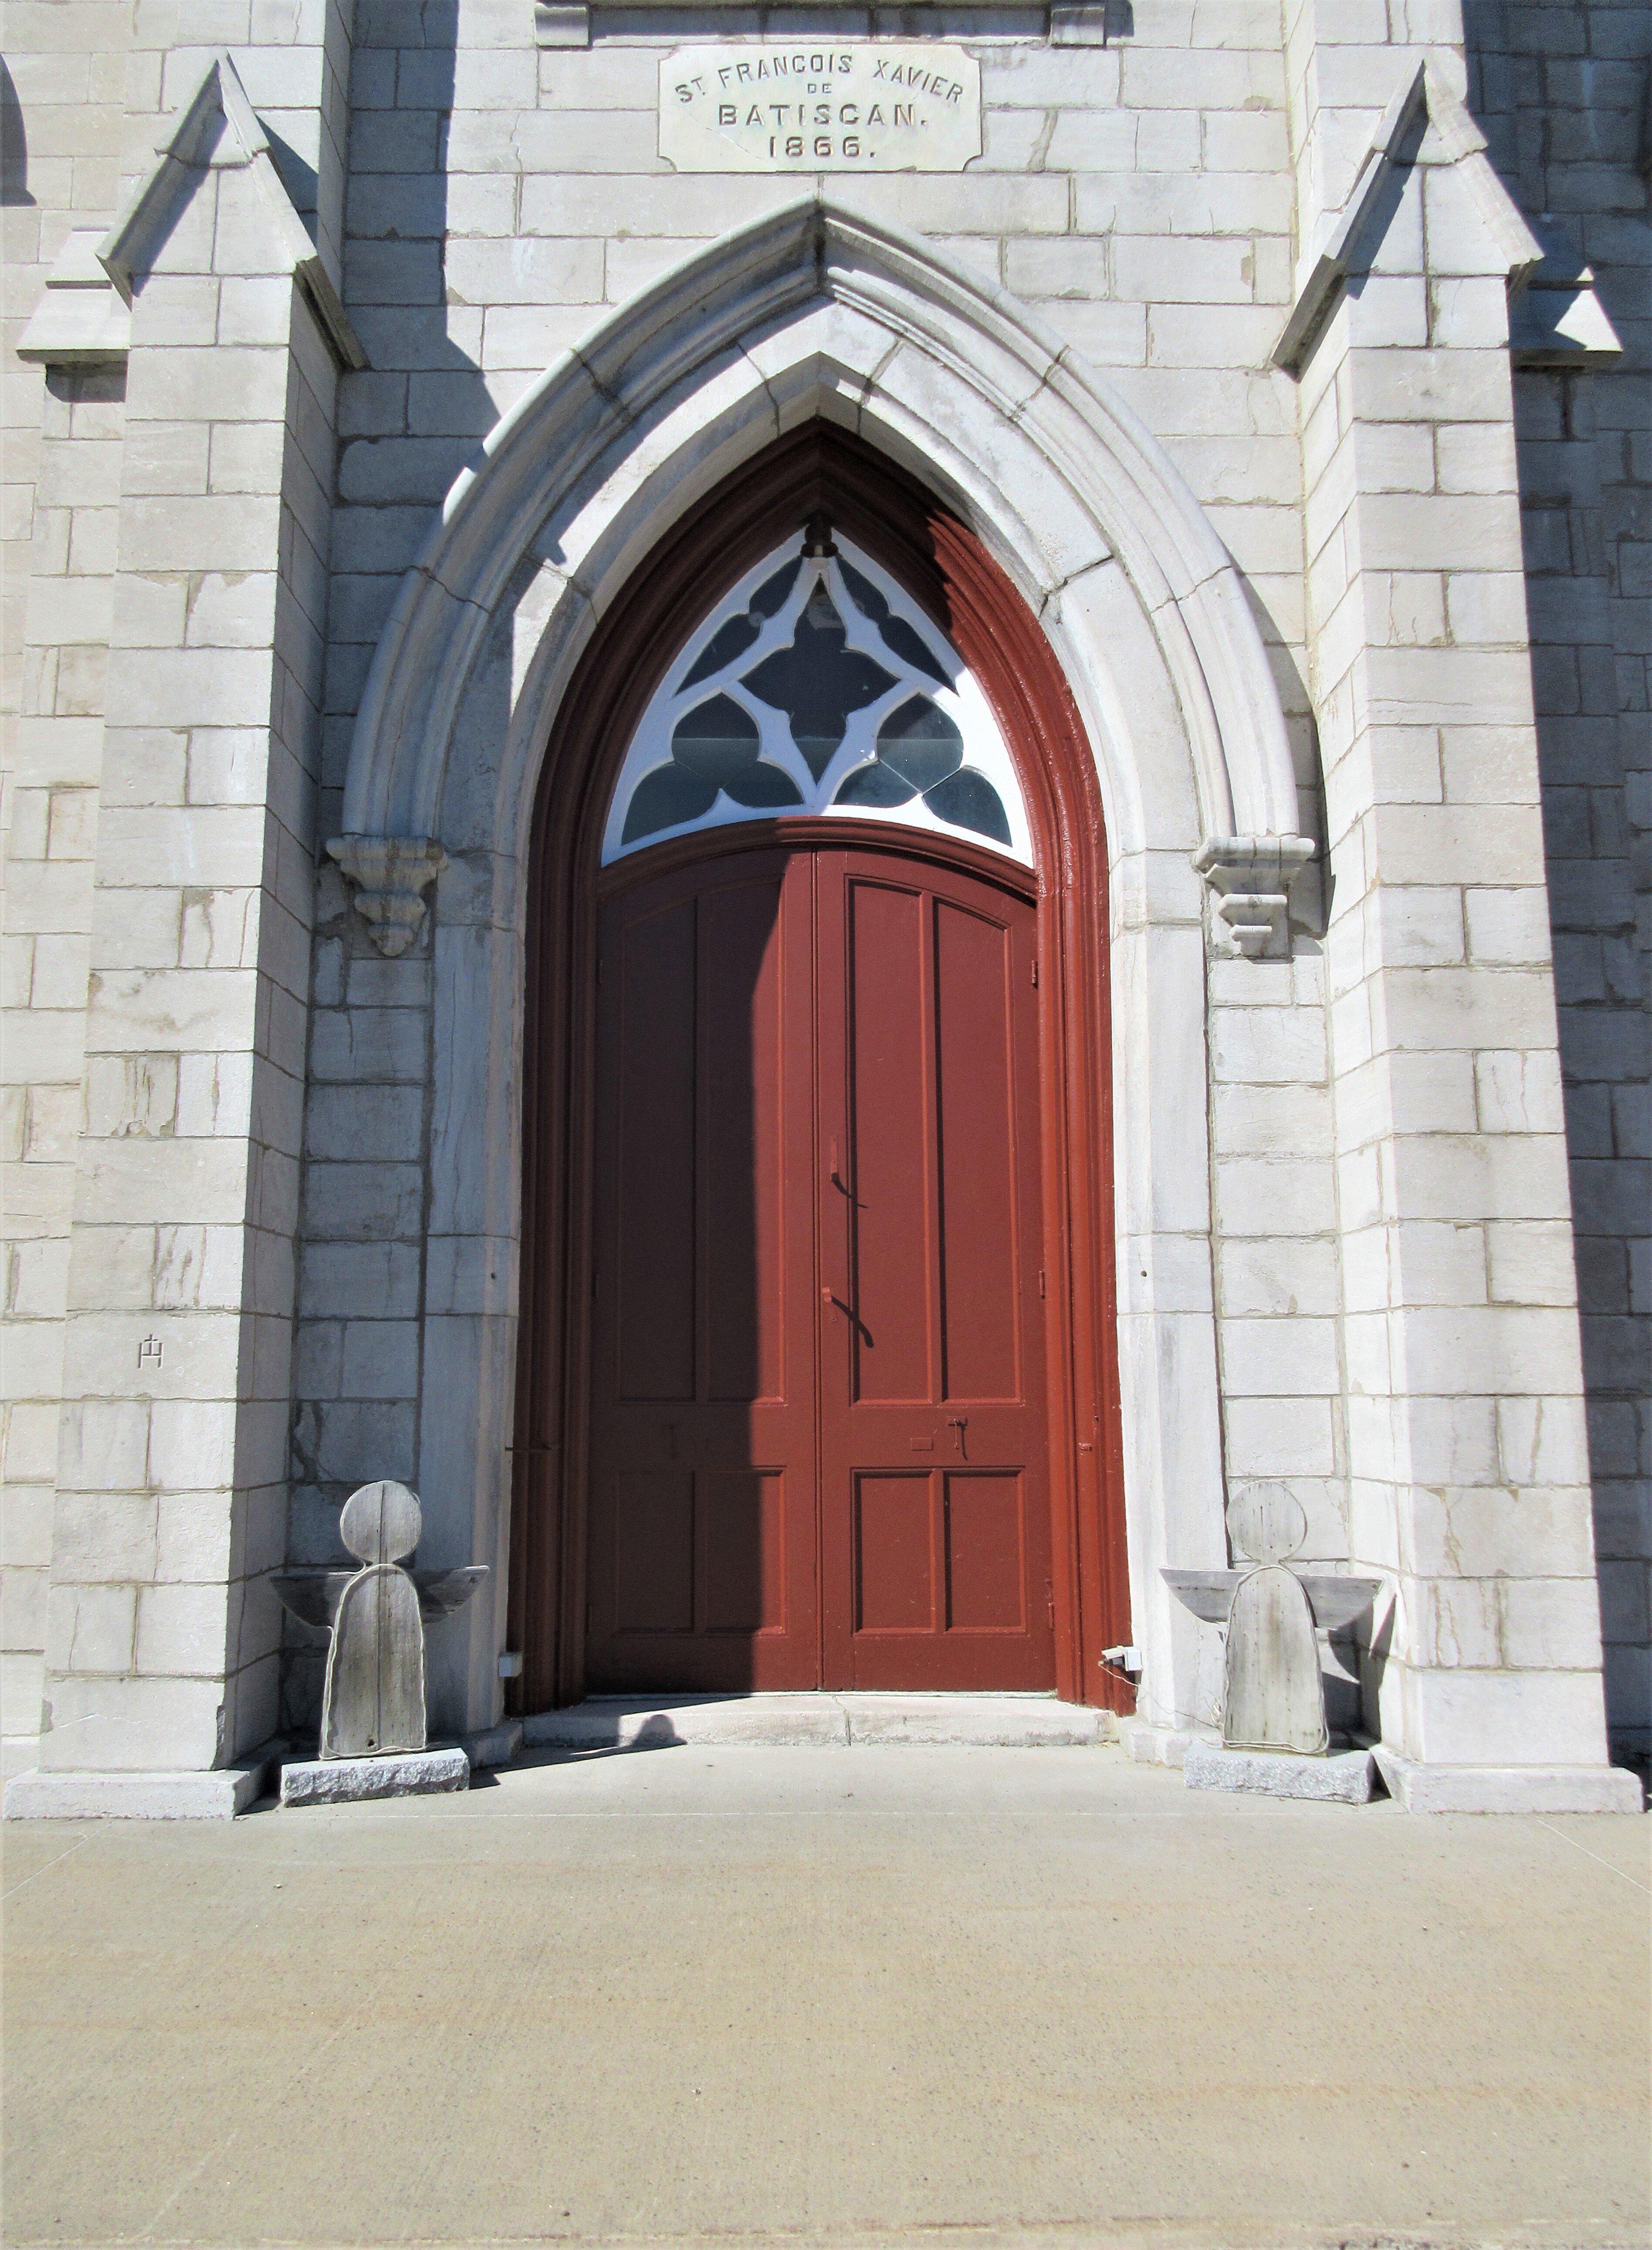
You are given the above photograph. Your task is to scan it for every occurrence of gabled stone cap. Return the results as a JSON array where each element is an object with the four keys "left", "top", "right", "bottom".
[
  {"left": 1274, "top": 60, "right": 1544, "bottom": 377},
  {"left": 92, "top": 49, "right": 363, "bottom": 371}
]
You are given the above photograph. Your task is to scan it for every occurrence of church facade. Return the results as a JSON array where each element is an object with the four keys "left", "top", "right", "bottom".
[{"left": 1, "top": 0, "right": 1645, "bottom": 1814}]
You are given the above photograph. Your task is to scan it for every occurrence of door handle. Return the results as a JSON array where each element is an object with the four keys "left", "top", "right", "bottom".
[{"left": 822, "top": 1288, "right": 873, "bottom": 1346}]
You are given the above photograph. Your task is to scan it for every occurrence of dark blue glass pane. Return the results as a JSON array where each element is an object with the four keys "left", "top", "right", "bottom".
[
  {"left": 672, "top": 694, "right": 762, "bottom": 787},
  {"left": 678, "top": 611, "right": 762, "bottom": 689},
  {"left": 741, "top": 583, "right": 897, "bottom": 782},
  {"left": 924, "top": 765, "right": 1012, "bottom": 846},
  {"left": 877, "top": 696, "right": 964, "bottom": 792},
  {"left": 725, "top": 762, "right": 804, "bottom": 810},
  {"left": 749, "top": 559, "right": 802, "bottom": 617},
  {"left": 622, "top": 763, "right": 718, "bottom": 844},
  {"left": 835, "top": 762, "right": 919, "bottom": 808},
  {"left": 837, "top": 557, "right": 949, "bottom": 685}
]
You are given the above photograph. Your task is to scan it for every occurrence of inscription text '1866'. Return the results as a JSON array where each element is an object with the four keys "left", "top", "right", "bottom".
[{"left": 659, "top": 44, "right": 982, "bottom": 174}]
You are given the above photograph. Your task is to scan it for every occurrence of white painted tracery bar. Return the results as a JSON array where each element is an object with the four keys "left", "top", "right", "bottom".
[{"left": 602, "top": 528, "right": 1033, "bottom": 868}]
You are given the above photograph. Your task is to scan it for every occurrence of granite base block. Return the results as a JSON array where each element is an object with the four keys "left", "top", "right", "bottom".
[
  {"left": 1185, "top": 1741, "right": 1377, "bottom": 1802},
  {"left": 3, "top": 1749, "right": 278, "bottom": 1820},
  {"left": 459, "top": 1718, "right": 523, "bottom": 1770},
  {"left": 1371, "top": 1746, "right": 1644, "bottom": 1814},
  {"left": 1118, "top": 1718, "right": 1208, "bottom": 1768},
  {"left": 279, "top": 1745, "right": 470, "bottom": 1806}
]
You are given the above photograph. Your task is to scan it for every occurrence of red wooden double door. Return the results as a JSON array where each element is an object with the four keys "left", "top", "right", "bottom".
[{"left": 588, "top": 839, "right": 1056, "bottom": 1693}]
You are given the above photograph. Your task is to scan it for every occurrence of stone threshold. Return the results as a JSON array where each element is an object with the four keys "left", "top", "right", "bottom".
[{"left": 523, "top": 1693, "right": 1120, "bottom": 1750}]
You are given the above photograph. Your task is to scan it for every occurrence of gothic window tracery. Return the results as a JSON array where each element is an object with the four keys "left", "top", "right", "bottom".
[{"left": 601, "top": 522, "right": 1032, "bottom": 867}]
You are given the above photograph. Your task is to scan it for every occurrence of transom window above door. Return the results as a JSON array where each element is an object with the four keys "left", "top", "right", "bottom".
[{"left": 600, "top": 517, "right": 1033, "bottom": 867}]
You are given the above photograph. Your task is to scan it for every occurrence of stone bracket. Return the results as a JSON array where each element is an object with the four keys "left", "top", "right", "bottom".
[
  {"left": 1193, "top": 835, "right": 1315, "bottom": 959},
  {"left": 327, "top": 835, "right": 448, "bottom": 957}
]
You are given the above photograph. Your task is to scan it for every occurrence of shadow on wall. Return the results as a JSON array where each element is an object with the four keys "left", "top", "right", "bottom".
[
  {"left": 2, "top": 58, "right": 34, "bottom": 204},
  {"left": 1462, "top": 0, "right": 1652, "bottom": 1769},
  {"left": 284, "top": 0, "right": 509, "bottom": 1738}
]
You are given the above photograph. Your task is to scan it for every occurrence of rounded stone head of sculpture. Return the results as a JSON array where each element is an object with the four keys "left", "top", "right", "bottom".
[
  {"left": 340, "top": 1479, "right": 422, "bottom": 1567},
  {"left": 1227, "top": 1489, "right": 1307, "bottom": 1568}
]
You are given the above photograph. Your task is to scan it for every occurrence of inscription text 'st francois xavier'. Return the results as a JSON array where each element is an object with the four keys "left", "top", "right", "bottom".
[{"left": 659, "top": 44, "right": 982, "bottom": 174}]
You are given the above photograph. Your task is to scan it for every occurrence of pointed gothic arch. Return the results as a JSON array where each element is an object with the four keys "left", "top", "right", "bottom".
[
  {"left": 339, "top": 191, "right": 1302, "bottom": 866},
  {"left": 340, "top": 199, "right": 1299, "bottom": 1737}
]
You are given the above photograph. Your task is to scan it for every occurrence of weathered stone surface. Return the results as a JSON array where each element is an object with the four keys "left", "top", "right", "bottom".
[
  {"left": 1371, "top": 1746, "right": 1644, "bottom": 1816},
  {"left": 524, "top": 1695, "right": 1117, "bottom": 1751},
  {"left": 1223, "top": 1565, "right": 1329, "bottom": 1755},
  {"left": 321, "top": 1564, "right": 427, "bottom": 1759},
  {"left": 1185, "top": 1742, "right": 1377, "bottom": 1803},
  {"left": 3, "top": 1751, "right": 276, "bottom": 1821},
  {"left": 279, "top": 1745, "right": 470, "bottom": 1806},
  {"left": 459, "top": 1719, "right": 523, "bottom": 1771}
]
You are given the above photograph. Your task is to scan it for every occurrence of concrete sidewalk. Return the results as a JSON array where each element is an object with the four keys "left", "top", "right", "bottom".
[{"left": 2, "top": 1744, "right": 1646, "bottom": 2249}]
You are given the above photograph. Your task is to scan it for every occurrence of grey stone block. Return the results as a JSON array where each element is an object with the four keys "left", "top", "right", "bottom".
[
  {"left": 1370, "top": 1746, "right": 1645, "bottom": 1814},
  {"left": 1185, "top": 1741, "right": 1377, "bottom": 1802},
  {"left": 522, "top": 1694, "right": 1116, "bottom": 1752},
  {"left": 279, "top": 1745, "right": 470, "bottom": 1805},
  {"left": 3, "top": 1748, "right": 277, "bottom": 1821},
  {"left": 460, "top": 1719, "right": 523, "bottom": 1770}
]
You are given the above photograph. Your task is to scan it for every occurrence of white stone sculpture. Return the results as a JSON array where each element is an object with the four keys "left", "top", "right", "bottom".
[
  {"left": 272, "top": 1481, "right": 487, "bottom": 1803},
  {"left": 1163, "top": 1493, "right": 1380, "bottom": 1774}
]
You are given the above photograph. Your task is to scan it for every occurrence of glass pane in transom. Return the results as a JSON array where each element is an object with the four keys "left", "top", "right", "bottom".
[{"left": 601, "top": 529, "right": 1033, "bottom": 867}]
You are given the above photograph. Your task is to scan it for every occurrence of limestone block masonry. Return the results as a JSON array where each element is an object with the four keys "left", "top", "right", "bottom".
[{"left": 1, "top": 0, "right": 1645, "bottom": 1816}]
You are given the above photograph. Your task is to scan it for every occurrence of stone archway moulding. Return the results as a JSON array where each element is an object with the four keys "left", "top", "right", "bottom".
[
  {"left": 334, "top": 191, "right": 1306, "bottom": 939},
  {"left": 329, "top": 193, "right": 1310, "bottom": 1742}
]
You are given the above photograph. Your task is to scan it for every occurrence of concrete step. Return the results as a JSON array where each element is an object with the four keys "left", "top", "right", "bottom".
[{"left": 522, "top": 1693, "right": 1118, "bottom": 1750}]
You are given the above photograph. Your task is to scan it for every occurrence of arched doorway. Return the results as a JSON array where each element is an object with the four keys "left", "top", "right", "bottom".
[{"left": 508, "top": 426, "right": 1129, "bottom": 1711}]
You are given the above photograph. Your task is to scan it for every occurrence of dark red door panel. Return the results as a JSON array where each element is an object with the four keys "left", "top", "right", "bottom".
[
  {"left": 587, "top": 852, "right": 819, "bottom": 1690},
  {"left": 818, "top": 851, "right": 1055, "bottom": 1691},
  {"left": 590, "top": 840, "right": 1054, "bottom": 1695}
]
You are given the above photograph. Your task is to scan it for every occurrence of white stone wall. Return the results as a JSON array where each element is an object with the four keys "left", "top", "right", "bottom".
[
  {"left": 1465, "top": 0, "right": 1650, "bottom": 1759},
  {"left": 1288, "top": 9, "right": 1621, "bottom": 1771},
  {"left": 1, "top": 0, "right": 1642, "bottom": 1791},
  {"left": 0, "top": 368, "right": 126, "bottom": 1776},
  {"left": 1, "top": 5, "right": 132, "bottom": 1776}
]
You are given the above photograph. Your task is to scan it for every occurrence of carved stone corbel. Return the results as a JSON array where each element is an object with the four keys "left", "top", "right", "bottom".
[
  {"left": 1193, "top": 835, "right": 1316, "bottom": 959},
  {"left": 327, "top": 835, "right": 448, "bottom": 958}
]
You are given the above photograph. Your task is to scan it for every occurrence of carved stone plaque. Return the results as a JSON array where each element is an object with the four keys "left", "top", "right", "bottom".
[{"left": 659, "top": 44, "right": 982, "bottom": 174}]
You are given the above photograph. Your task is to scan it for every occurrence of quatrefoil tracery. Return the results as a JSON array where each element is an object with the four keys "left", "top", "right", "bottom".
[{"left": 602, "top": 529, "right": 1031, "bottom": 867}]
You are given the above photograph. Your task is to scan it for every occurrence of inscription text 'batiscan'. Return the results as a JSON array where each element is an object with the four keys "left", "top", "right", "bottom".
[{"left": 659, "top": 45, "right": 983, "bottom": 173}]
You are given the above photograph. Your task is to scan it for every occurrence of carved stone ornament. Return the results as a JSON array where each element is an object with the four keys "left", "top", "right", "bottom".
[
  {"left": 1193, "top": 834, "right": 1316, "bottom": 959},
  {"left": 327, "top": 834, "right": 448, "bottom": 957}
]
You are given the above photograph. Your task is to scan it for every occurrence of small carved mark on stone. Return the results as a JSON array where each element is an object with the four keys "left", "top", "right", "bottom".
[{"left": 137, "top": 1335, "right": 162, "bottom": 1369}]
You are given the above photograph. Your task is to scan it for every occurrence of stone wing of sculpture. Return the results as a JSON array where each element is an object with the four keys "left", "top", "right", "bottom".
[
  {"left": 270, "top": 1570, "right": 355, "bottom": 1631},
  {"left": 412, "top": 1565, "right": 490, "bottom": 1621}
]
